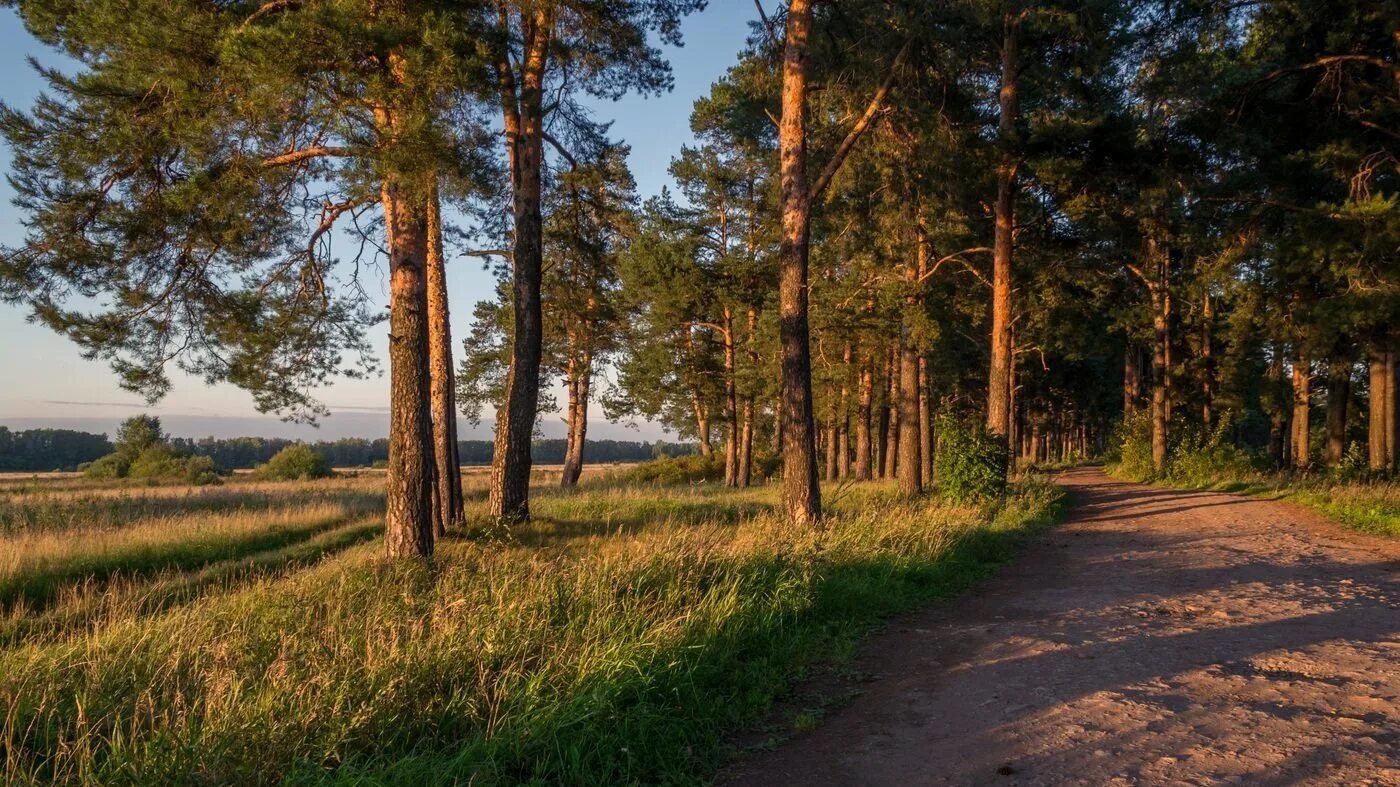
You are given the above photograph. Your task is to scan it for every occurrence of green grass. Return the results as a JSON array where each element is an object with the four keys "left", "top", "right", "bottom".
[
  {"left": 1106, "top": 464, "right": 1400, "bottom": 538},
  {"left": 0, "top": 472, "right": 1065, "bottom": 785}
]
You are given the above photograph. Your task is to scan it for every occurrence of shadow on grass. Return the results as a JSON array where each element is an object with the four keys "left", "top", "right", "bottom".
[
  {"left": 0, "top": 519, "right": 381, "bottom": 648},
  {"left": 0, "top": 514, "right": 364, "bottom": 614},
  {"left": 313, "top": 498, "right": 1064, "bottom": 786}
]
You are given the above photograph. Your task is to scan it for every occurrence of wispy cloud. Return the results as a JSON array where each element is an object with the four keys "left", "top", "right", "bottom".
[{"left": 42, "top": 400, "right": 147, "bottom": 408}]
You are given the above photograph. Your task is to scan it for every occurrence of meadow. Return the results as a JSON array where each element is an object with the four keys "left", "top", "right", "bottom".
[{"left": 0, "top": 466, "right": 1063, "bottom": 785}]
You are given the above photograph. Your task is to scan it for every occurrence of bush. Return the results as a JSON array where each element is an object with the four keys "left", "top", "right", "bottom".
[
  {"left": 620, "top": 453, "right": 723, "bottom": 485},
  {"left": 252, "top": 444, "right": 334, "bottom": 481},
  {"left": 934, "top": 417, "right": 1008, "bottom": 503},
  {"left": 127, "top": 446, "right": 222, "bottom": 485},
  {"left": 1164, "top": 413, "right": 1259, "bottom": 485},
  {"left": 81, "top": 453, "right": 129, "bottom": 480},
  {"left": 1114, "top": 410, "right": 1156, "bottom": 481}
]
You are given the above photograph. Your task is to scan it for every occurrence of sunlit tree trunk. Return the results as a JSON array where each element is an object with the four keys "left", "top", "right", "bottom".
[
  {"left": 919, "top": 357, "right": 932, "bottom": 486},
  {"left": 840, "top": 345, "right": 852, "bottom": 479},
  {"left": 776, "top": 0, "right": 821, "bottom": 525},
  {"left": 1370, "top": 337, "right": 1395, "bottom": 471},
  {"left": 884, "top": 345, "right": 900, "bottom": 479},
  {"left": 426, "top": 183, "right": 461, "bottom": 535},
  {"left": 855, "top": 356, "right": 874, "bottom": 480},
  {"left": 898, "top": 215, "right": 922, "bottom": 496},
  {"left": 382, "top": 176, "right": 435, "bottom": 558},
  {"left": 986, "top": 13, "right": 1019, "bottom": 459},
  {"left": 1291, "top": 350, "right": 1311, "bottom": 469}
]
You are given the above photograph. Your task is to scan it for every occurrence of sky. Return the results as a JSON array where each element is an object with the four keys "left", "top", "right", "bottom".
[{"left": 0, "top": 2, "right": 755, "bottom": 441}]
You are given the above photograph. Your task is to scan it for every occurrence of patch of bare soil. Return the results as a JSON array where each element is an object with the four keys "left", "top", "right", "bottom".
[{"left": 721, "top": 468, "right": 1400, "bottom": 786}]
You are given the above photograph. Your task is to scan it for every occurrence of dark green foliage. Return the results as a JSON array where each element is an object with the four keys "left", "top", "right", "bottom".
[
  {"left": 0, "top": 427, "right": 113, "bottom": 472},
  {"left": 934, "top": 418, "right": 1009, "bottom": 503},
  {"left": 620, "top": 453, "right": 725, "bottom": 485},
  {"left": 252, "top": 445, "right": 333, "bottom": 482},
  {"left": 80, "top": 416, "right": 221, "bottom": 484}
]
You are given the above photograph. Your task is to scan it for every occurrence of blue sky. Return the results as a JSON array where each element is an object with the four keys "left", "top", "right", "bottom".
[{"left": 0, "top": 3, "right": 754, "bottom": 440}]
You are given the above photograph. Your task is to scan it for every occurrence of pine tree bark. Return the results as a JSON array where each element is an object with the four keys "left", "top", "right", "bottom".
[
  {"left": 856, "top": 357, "right": 874, "bottom": 481},
  {"left": 898, "top": 218, "right": 922, "bottom": 496},
  {"left": 426, "top": 183, "right": 461, "bottom": 535},
  {"left": 560, "top": 349, "right": 592, "bottom": 487},
  {"left": 1146, "top": 238, "right": 1170, "bottom": 475},
  {"left": 489, "top": 11, "right": 551, "bottom": 522},
  {"left": 1291, "top": 350, "right": 1311, "bottom": 469},
  {"left": 1325, "top": 355, "right": 1350, "bottom": 466},
  {"left": 722, "top": 308, "right": 739, "bottom": 487},
  {"left": 884, "top": 344, "right": 900, "bottom": 480},
  {"left": 1201, "top": 288, "right": 1215, "bottom": 428},
  {"left": 839, "top": 344, "right": 852, "bottom": 479},
  {"left": 1124, "top": 343, "right": 1142, "bottom": 415},
  {"left": 776, "top": 0, "right": 821, "bottom": 526},
  {"left": 825, "top": 390, "right": 839, "bottom": 481},
  {"left": 382, "top": 178, "right": 435, "bottom": 559},
  {"left": 986, "top": 13, "right": 1019, "bottom": 456},
  {"left": 1268, "top": 350, "right": 1288, "bottom": 468},
  {"left": 919, "top": 357, "right": 933, "bottom": 485},
  {"left": 1370, "top": 336, "right": 1395, "bottom": 471},
  {"left": 738, "top": 400, "right": 754, "bottom": 486}
]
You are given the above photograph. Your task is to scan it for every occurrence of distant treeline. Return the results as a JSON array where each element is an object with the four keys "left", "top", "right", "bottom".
[{"left": 0, "top": 427, "right": 693, "bottom": 472}]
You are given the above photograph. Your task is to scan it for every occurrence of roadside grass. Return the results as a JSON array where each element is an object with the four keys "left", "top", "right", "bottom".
[
  {"left": 1107, "top": 465, "right": 1400, "bottom": 538},
  {"left": 0, "top": 474, "right": 1065, "bottom": 785}
]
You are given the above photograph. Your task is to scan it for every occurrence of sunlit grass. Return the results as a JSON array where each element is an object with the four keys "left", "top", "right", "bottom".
[
  {"left": 1108, "top": 464, "right": 1400, "bottom": 537},
  {"left": 0, "top": 471, "right": 1064, "bottom": 785}
]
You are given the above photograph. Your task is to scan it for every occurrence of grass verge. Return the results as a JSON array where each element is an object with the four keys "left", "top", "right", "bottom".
[
  {"left": 0, "top": 477, "right": 1064, "bottom": 785},
  {"left": 1106, "top": 465, "right": 1400, "bottom": 538}
]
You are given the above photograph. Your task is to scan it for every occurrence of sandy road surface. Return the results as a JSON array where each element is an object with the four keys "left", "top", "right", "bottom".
[{"left": 723, "top": 468, "right": 1400, "bottom": 786}]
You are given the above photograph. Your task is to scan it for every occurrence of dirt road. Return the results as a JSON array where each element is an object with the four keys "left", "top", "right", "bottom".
[{"left": 723, "top": 468, "right": 1400, "bottom": 786}]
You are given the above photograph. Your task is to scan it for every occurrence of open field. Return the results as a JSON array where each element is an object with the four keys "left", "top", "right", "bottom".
[{"left": 0, "top": 469, "right": 1063, "bottom": 784}]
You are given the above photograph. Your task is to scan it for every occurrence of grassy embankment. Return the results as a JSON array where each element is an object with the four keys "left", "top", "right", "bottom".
[
  {"left": 1, "top": 467, "right": 1064, "bottom": 785},
  {"left": 1107, "top": 459, "right": 1400, "bottom": 537}
]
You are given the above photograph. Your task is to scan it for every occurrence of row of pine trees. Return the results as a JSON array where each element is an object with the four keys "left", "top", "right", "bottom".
[{"left": 1, "top": 0, "right": 1395, "bottom": 556}]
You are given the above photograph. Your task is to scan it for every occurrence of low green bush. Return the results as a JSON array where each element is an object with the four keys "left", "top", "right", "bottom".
[
  {"left": 619, "top": 453, "right": 722, "bottom": 484},
  {"left": 934, "top": 417, "right": 1008, "bottom": 503},
  {"left": 253, "top": 444, "right": 334, "bottom": 481}
]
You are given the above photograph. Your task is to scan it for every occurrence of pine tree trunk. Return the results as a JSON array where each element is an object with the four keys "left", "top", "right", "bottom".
[
  {"left": 382, "top": 179, "right": 435, "bottom": 559},
  {"left": 426, "top": 183, "right": 461, "bottom": 536},
  {"left": 919, "top": 357, "right": 933, "bottom": 486},
  {"left": 738, "top": 399, "right": 754, "bottom": 487},
  {"left": 884, "top": 344, "right": 900, "bottom": 479},
  {"left": 693, "top": 395, "right": 713, "bottom": 457},
  {"left": 825, "top": 391, "right": 839, "bottom": 482},
  {"left": 856, "top": 357, "right": 874, "bottom": 481},
  {"left": 839, "top": 345, "right": 852, "bottom": 479},
  {"left": 489, "top": 22, "right": 550, "bottom": 522},
  {"left": 1291, "top": 350, "right": 1311, "bottom": 469},
  {"left": 1124, "top": 343, "right": 1142, "bottom": 415},
  {"left": 1268, "top": 351, "right": 1287, "bottom": 468},
  {"left": 1201, "top": 288, "right": 1214, "bottom": 428},
  {"left": 722, "top": 309, "right": 739, "bottom": 487},
  {"left": 1370, "top": 337, "right": 1395, "bottom": 471},
  {"left": 898, "top": 224, "right": 922, "bottom": 496},
  {"left": 1325, "top": 356, "right": 1350, "bottom": 466},
  {"left": 986, "top": 14, "right": 1019, "bottom": 456},
  {"left": 776, "top": 0, "right": 821, "bottom": 526},
  {"left": 1148, "top": 239, "right": 1170, "bottom": 475},
  {"left": 561, "top": 350, "right": 591, "bottom": 487}
]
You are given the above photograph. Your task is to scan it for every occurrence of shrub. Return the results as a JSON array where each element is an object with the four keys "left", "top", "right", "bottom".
[
  {"left": 81, "top": 453, "right": 129, "bottom": 480},
  {"left": 934, "top": 417, "right": 1008, "bottom": 503},
  {"left": 1163, "top": 413, "right": 1260, "bottom": 486},
  {"left": 620, "top": 453, "right": 723, "bottom": 485},
  {"left": 253, "top": 444, "right": 334, "bottom": 481},
  {"left": 1114, "top": 410, "right": 1156, "bottom": 481},
  {"left": 127, "top": 446, "right": 222, "bottom": 485}
]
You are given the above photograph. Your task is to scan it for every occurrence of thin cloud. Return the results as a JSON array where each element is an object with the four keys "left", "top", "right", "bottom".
[{"left": 42, "top": 400, "right": 147, "bottom": 408}]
